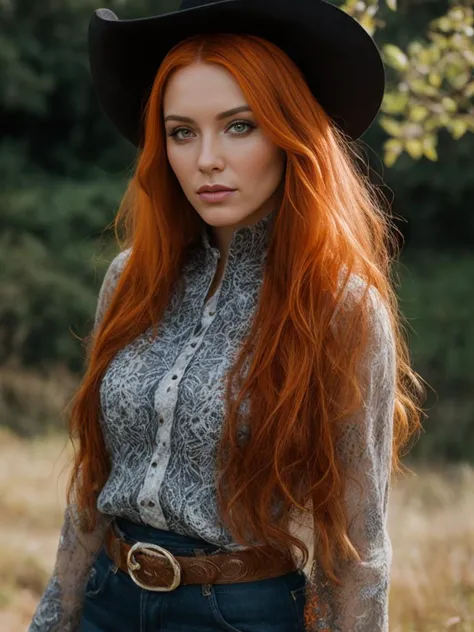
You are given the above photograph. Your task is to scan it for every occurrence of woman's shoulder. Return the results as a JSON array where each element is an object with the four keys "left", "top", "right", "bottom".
[
  {"left": 107, "top": 247, "right": 132, "bottom": 279},
  {"left": 332, "top": 268, "right": 387, "bottom": 320},
  {"left": 94, "top": 248, "right": 132, "bottom": 329},
  {"left": 100, "top": 247, "right": 132, "bottom": 291},
  {"left": 330, "top": 269, "right": 394, "bottom": 353}
]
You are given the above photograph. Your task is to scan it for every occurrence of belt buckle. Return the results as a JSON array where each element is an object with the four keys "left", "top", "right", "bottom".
[{"left": 126, "top": 541, "right": 182, "bottom": 592}]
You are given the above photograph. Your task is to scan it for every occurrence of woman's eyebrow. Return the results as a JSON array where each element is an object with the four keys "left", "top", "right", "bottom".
[{"left": 163, "top": 105, "right": 252, "bottom": 124}]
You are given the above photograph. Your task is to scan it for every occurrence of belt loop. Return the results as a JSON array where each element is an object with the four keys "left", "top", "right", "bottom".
[
  {"left": 107, "top": 520, "right": 124, "bottom": 570},
  {"left": 194, "top": 548, "right": 212, "bottom": 597}
]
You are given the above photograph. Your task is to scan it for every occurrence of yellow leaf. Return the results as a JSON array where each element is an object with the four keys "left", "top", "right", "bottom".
[
  {"left": 437, "top": 17, "right": 452, "bottom": 33},
  {"left": 418, "top": 49, "right": 432, "bottom": 66},
  {"left": 385, "top": 139, "right": 404, "bottom": 153},
  {"left": 428, "top": 72, "right": 442, "bottom": 88},
  {"left": 439, "top": 113, "right": 450, "bottom": 126},
  {"left": 450, "top": 72, "right": 470, "bottom": 90},
  {"left": 359, "top": 14, "right": 376, "bottom": 36},
  {"left": 383, "top": 44, "right": 409, "bottom": 71},
  {"left": 382, "top": 92, "right": 409, "bottom": 114},
  {"left": 441, "top": 97, "right": 457, "bottom": 113},
  {"left": 410, "top": 105, "right": 429, "bottom": 122},
  {"left": 462, "top": 50, "right": 474, "bottom": 66},
  {"left": 408, "top": 41, "right": 423, "bottom": 56},
  {"left": 465, "top": 81, "right": 474, "bottom": 99},
  {"left": 448, "top": 8, "right": 465, "bottom": 22},
  {"left": 422, "top": 136, "right": 438, "bottom": 161},
  {"left": 429, "top": 47, "right": 441, "bottom": 64},
  {"left": 450, "top": 119, "right": 468, "bottom": 139},
  {"left": 405, "top": 139, "right": 423, "bottom": 159},
  {"left": 379, "top": 117, "right": 403, "bottom": 136},
  {"left": 384, "top": 149, "right": 400, "bottom": 167},
  {"left": 423, "top": 145, "right": 438, "bottom": 161},
  {"left": 410, "top": 78, "right": 436, "bottom": 96},
  {"left": 430, "top": 33, "right": 449, "bottom": 50}
]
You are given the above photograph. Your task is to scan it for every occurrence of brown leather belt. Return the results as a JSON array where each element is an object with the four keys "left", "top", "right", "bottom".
[{"left": 104, "top": 521, "right": 296, "bottom": 592}]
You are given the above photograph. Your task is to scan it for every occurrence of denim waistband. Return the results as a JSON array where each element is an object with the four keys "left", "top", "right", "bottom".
[{"left": 113, "top": 517, "right": 224, "bottom": 556}]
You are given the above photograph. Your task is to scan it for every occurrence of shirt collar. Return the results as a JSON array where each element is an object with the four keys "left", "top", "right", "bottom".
[{"left": 200, "top": 207, "right": 279, "bottom": 263}]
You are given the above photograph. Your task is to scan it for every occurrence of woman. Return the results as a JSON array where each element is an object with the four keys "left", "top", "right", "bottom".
[{"left": 29, "top": 0, "right": 425, "bottom": 631}]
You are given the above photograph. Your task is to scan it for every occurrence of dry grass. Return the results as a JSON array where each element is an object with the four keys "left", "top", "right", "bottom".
[
  {"left": 389, "top": 463, "right": 474, "bottom": 631},
  {"left": 0, "top": 428, "right": 473, "bottom": 631}
]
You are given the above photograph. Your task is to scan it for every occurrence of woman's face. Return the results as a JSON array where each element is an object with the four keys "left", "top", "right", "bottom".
[{"left": 163, "top": 61, "right": 286, "bottom": 253}]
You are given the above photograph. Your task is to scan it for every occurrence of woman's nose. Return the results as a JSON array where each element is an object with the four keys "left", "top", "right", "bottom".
[{"left": 197, "top": 135, "right": 225, "bottom": 172}]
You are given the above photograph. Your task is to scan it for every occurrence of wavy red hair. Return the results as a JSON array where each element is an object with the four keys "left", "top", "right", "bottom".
[{"left": 67, "top": 33, "right": 425, "bottom": 590}]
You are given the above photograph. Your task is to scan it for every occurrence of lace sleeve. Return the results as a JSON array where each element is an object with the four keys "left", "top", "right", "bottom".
[
  {"left": 304, "top": 285, "right": 396, "bottom": 632},
  {"left": 28, "top": 250, "right": 129, "bottom": 632}
]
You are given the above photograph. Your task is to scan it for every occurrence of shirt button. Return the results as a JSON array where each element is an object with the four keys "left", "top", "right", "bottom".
[
  {"left": 191, "top": 342, "right": 197, "bottom": 348},
  {"left": 151, "top": 461, "right": 157, "bottom": 467},
  {"left": 159, "top": 418, "right": 164, "bottom": 424},
  {"left": 148, "top": 501, "right": 155, "bottom": 507},
  {"left": 209, "top": 311, "right": 215, "bottom": 316},
  {"left": 172, "top": 375, "right": 178, "bottom": 380}
]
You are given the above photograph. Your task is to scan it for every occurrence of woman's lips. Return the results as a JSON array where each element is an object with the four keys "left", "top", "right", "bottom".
[{"left": 197, "top": 190, "right": 236, "bottom": 203}]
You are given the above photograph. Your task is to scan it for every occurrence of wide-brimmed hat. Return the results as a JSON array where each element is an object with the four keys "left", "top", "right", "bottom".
[{"left": 88, "top": 0, "right": 385, "bottom": 146}]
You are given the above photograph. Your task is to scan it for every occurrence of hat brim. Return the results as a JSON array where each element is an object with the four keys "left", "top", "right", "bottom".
[{"left": 88, "top": 0, "right": 385, "bottom": 146}]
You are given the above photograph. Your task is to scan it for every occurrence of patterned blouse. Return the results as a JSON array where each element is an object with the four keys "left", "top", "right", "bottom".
[{"left": 28, "top": 206, "right": 396, "bottom": 631}]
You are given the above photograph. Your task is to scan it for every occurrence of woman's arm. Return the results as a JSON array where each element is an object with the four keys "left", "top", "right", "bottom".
[
  {"left": 304, "top": 284, "right": 396, "bottom": 632},
  {"left": 27, "top": 506, "right": 113, "bottom": 632},
  {"left": 28, "top": 250, "right": 129, "bottom": 632}
]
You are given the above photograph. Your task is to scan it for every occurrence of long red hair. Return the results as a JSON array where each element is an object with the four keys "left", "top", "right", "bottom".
[{"left": 68, "top": 33, "right": 425, "bottom": 587}]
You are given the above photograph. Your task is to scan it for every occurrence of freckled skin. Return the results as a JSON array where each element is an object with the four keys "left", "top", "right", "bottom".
[{"left": 163, "top": 61, "right": 286, "bottom": 262}]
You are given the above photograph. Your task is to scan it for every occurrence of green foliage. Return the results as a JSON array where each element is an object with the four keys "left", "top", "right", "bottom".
[
  {"left": 0, "top": 166, "right": 125, "bottom": 371},
  {"left": 341, "top": 0, "right": 474, "bottom": 165},
  {"left": 381, "top": 5, "right": 474, "bottom": 166},
  {"left": 396, "top": 253, "right": 474, "bottom": 462},
  {"left": 0, "top": 0, "right": 178, "bottom": 177}
]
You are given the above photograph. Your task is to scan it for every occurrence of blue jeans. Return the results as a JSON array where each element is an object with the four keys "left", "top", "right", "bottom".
[{"left": 79, "top": 517, "right": 306, "bottom": 632}]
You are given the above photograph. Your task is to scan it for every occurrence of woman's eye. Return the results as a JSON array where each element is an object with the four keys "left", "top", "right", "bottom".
[
  {"left": 168, "top": 127, "right": 194, "bottom": 141},
  {"left": 228, "top": 120, "right": 255, "bottom": 135}
]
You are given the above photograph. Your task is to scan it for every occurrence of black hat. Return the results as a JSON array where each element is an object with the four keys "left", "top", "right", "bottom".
[{"left": 88, "top": 0, "right": 385, "bottom": 146}]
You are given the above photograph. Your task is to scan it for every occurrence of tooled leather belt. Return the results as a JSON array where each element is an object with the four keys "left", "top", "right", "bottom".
[{"left": 104, "top": 521, "right": 296, "bottom": 591}]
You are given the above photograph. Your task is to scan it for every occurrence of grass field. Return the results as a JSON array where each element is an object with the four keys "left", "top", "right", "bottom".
[{"left": 0, "top": 427, "right": 473, "bottom": 631}]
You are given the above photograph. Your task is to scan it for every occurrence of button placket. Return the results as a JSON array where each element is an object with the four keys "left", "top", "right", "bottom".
[
  {"left": 139, "top": 287, "right": 220, "bottom": 525},
  {"left": 139, "top": 384, "right": 175, "bottom": 517}
]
